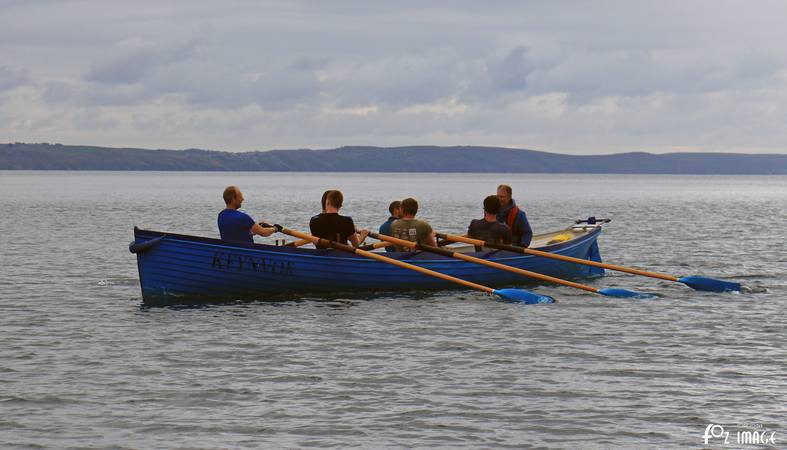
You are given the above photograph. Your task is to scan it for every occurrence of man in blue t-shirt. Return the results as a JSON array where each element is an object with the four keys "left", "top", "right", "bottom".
[
  {"left": 378, "top": 200, "right": 402, "bottom": 252},
  {"left": 217, "top": 186, "right": 276, "bottom": 243}
]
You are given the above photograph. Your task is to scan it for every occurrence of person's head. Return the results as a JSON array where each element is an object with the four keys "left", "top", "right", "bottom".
[
  {"left": 497, "top": 184, "right": 513, "bottom": 206},
  {"left": 483, "top": 195, "right": 502, "bottom": 215},
  {"left": 223, "top": 186, "right": 244, "bottom": 209},
  {"left": 320, "top": 190, "right": 331, "bottom": 211},
  {"left": 325, "top": 190, "right": 344, "bottom": 210},
  {"left": 388, "top": 200, "right": 402, "bottom": 218},
  {"left": 400, "top": 197, "right": 418, "bottom": 217}
]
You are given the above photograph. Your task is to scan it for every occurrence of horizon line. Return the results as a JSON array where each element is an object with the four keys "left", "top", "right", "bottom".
[{"left": 4, "top": 142, "right": 787, "bottom": 157}]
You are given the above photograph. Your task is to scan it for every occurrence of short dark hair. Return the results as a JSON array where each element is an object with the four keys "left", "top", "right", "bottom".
[
  {"left": 388, "top": 200, "right": 402, "bottom": 214},
  {"left": 401, "top": 197, "right": 418, "bottom": 216},
  {"left": 483, "top": 195, "right": 502, "bottom": 214},
  {"left": 325, "top": 190, "right": 343, "bottom": 208},
  {"left": 321, "top": 190, "right": 331, "bottom": 210},
  {"left": 497, "top": 184, "right": 512, "bottom": 196},
  {"left": 223, "top": 186, "right": 239, "bottom": 204}
]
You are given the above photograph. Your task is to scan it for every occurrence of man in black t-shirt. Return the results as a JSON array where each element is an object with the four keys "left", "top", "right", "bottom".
[
  {"left": 467, "top": 195, "right": 512, "bottom": 249},
  {"left": 309, "top": 190, "right": 369, "bottom": 248}
]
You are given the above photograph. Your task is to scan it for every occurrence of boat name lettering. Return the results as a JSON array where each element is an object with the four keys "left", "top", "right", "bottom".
[{"left": 211, "top": 251, "right": 295, "bottom": 276}]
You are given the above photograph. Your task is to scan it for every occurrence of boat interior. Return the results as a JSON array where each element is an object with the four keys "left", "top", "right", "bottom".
[
  {"left": 439, "top": 223, "right": 601, "bottom": 254},
  {"left": 268, "top": 223, "right": 602, "bottom": 253}
]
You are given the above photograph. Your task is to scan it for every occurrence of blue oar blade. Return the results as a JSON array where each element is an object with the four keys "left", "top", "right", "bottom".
[
  {"left": 597, "top": 287, "right": 655, "bottom": 299},
  {"left": 493, "top": 288, "right": 555, "bottom": 304},
  {"left": 678, "top": 276, "right": 741, "bottom": 293}
]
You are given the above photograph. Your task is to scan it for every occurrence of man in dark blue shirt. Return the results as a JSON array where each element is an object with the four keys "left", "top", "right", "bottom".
[
  {"left": 378, "top": 200, "right": 402, "bottom": 252},
  {"left": 217, "top": 186, "right": 276, "bottom": 243}
]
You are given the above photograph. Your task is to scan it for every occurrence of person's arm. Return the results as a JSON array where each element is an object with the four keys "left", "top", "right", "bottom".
[
  {"left": 345, "top": 217, "right": 365, "bottom": 247},
  {"left": 502, "top": 225, "right": 513, "bottom": 245},
  {"left": 424, "top": 231, "right": 437, "bottom": 247},
  {"left": 467, "top": 222, "right": 482, "bottom": 251},
  {"left": 350, "top": 228, "right": 369, "bottom": 247},
  {"left": 520, "top": 211, "right": 532, "bottom": 247},
  {"left": 379, "top": 219, "right": 390, "bottom": 235},
  {"left": 421, "top": 221, "right": 437, "bottom": 247},
  {"left": 252, "top": 222, "right": 276, "bottom": 237}
]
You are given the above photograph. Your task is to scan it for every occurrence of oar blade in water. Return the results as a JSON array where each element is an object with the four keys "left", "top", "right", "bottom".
[
  {"left": 597, "top": 287, "right": 655, "bottom": 299},
  {"left": 678, "top": 276, "right": 741, "bottom": 293},
  {"left": 493, "top": 289, "right": 555, "bottom": 304}
]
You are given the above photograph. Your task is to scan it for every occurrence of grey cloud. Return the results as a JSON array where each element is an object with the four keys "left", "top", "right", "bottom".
[
  {"left": 71, "top": 111, "right": 120, "bottom": 131},
  {"left": 0, "top": 66, "right": 31, "bottom": 92},
  {"left": 288, "top": 57, "right": 330, "bottom": 72},
  {"left": 250, "top": 67, "right": 321, "bottom": 110},
  {"left": 48, "top": 56, "right": 324, "bottom": 111},
  {"left": 328, "top": 52, "right": 469, "bottom": 108},
  {"left": 44, "top": 79, "right": 150, "bottom": 107},
  {"left": 482, "top": 43, "right": 787, "bottom": 105},
  {"left": 731, "top": 51, "right": 784, "bottom": 85},
  {"left": 84, "top": 38, "right": 200, "bottom": 84},
  {"left": 488, "top": 46, "right": 534, "bottom": 92},
  {"left": 42, "top": 80, "right": 76, "bottom": 103},
  {"left": 136, "top": 59, "right": 323, "bottom": 110}
]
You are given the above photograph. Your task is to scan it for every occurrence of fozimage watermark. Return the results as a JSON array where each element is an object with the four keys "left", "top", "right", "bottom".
[{"left": 702, "top": 423, "right": 777, "bottom": 446}]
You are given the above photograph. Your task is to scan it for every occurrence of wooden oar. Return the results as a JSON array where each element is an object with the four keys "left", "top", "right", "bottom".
[
  {"left": 436, "top": 232, "right": 741, "bottom": 293},
  {"left": 358, "top": 241, "right": 395, "bottom": 251},
  {"left": 274, "top": 226, "right": 553, "bottom": 304},
  {"left": 371, "top": 232, "right": 648, "bottom": 299},
  {"left": 286, "top": 239, "right": 392, "bottom": 251},
  {"left": 284, "top": 239, "right": 311, "bottom": 247}
]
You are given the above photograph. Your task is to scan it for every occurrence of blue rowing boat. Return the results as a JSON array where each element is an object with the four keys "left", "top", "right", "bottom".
[{"left": 130, "top": 223, "right": 605, "bottom": 304}]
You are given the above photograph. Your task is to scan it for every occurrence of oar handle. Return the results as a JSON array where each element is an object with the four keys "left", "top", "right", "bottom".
[
  {"left": 358, "top": 241, "right": 394, "bottom": 251},
  {"left": 435, "top": 232, "right": 679, "bottom": 282},
  {"left": 369, "top": 232, "right": 455, "bottom": 257},
  {"left": 372, "top": 232, "right": 600, "bottom": 293},
  {"left": 284, "top": 238, "right": 311, "bottom": 247},
  {"left": 278, "top": 226, "right": 495, "bottom": 294}
]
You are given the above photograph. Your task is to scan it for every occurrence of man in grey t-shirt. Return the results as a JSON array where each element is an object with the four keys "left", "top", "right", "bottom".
[{"left": 389, "top": 197, "right": 437, "bottom": 251}]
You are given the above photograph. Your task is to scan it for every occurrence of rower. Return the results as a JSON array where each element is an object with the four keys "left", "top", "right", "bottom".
[
  {"left": 468, "top": 195, "right": 512, "bottom": 250},
  {"left": 389, "top": 197, "right": 437, "bottom": 251},
  {"left": 217, "top": 186, "right": 276, "bottom": 243},
  {"left": 378, "top": 200, "right": 402, "bottom": 252},
  {"left": 309, "top": 190, "right": 369, "bottom": 249}
]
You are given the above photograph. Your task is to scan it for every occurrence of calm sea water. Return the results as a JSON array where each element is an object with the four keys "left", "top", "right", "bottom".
[{"left": 0, "top": 171, "right": 785, "bottom": 449}]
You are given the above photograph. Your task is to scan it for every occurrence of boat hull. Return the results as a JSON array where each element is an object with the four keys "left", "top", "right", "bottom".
[{"left": 132, "top": 227, "right": 605, "bottom": 304}]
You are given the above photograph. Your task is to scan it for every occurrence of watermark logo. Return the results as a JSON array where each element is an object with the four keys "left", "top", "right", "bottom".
[{"left": 702, "top": 423, "right": 777, "bottom": 446}]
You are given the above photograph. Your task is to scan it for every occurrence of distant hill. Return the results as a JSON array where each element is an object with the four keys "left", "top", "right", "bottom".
[{"left": 1, "top": 142, "right": 786, "bottom": 174}]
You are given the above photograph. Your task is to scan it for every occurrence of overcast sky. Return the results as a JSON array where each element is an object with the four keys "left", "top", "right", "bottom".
[{"left": 1, "top": 0, "right": 786, "bottom": 154}]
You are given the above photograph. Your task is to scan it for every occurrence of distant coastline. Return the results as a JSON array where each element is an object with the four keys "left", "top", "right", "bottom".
[{"left": 2, "top": 142, "right": 786, "bottom": 174}]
